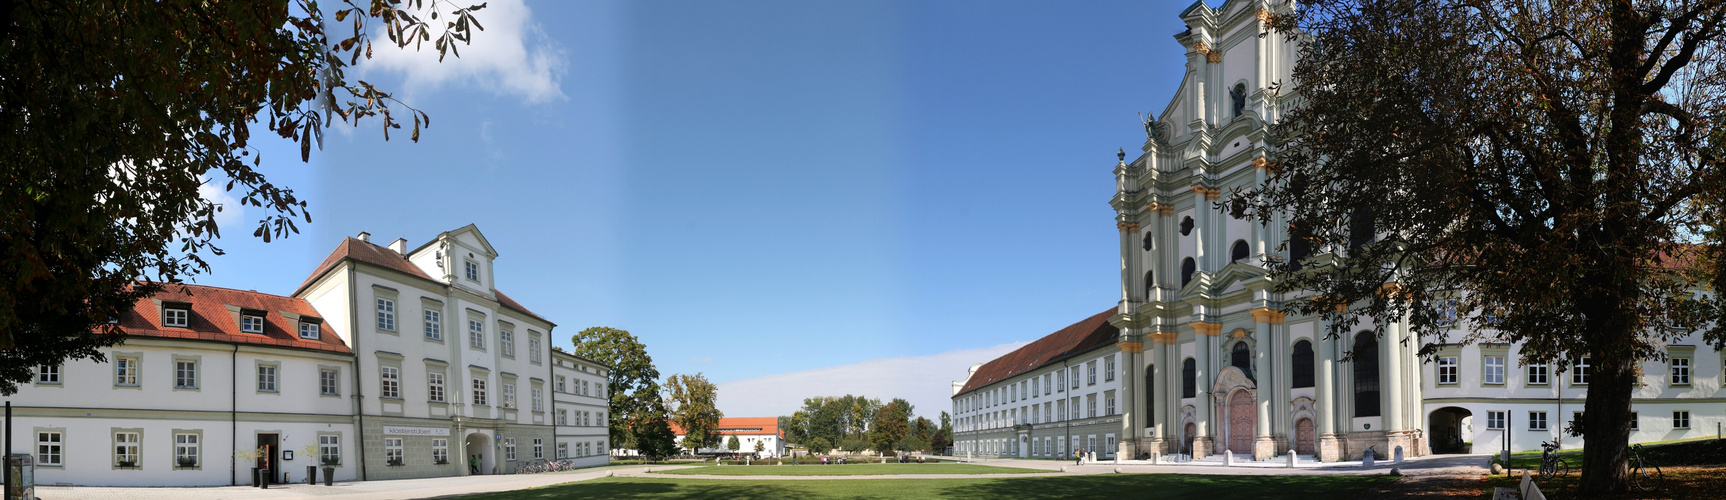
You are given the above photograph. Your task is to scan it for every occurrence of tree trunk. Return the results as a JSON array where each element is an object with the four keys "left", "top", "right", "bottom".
[{"left": 1578, "top": 353, "right": 1633, "bottom": 492}]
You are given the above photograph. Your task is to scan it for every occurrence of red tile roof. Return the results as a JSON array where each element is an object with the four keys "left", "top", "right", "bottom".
[
  {"left": 494, "top": 289, "right": 553, "bottom": 325},
  {"left": 954, "top": 308, "right": 1119, "bottom": 396},
  {"left": 670, "top": 417, "right": 783, "bottom": 438},
  {"left": 296, "top": 236, "right": 552, "bottom": 326},
  {"left": 119, "top": 283, "right": 352, "bottom": 354}
]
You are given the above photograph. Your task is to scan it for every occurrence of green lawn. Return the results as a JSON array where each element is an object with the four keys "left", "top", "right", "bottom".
[
  {"left": 453, "top": 474, "right": 1397, "bottom": 499},
  {"left": 650, "top": 463, "right": 1042, "bottom": 476}
]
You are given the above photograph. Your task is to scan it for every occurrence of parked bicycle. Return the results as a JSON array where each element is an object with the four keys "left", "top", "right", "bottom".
[
  {"left": 1538, "top": 441, "right": 1569, "bottom": 480},
  {"left": 1631, "top": 444, "right": 1662, "bottom": 492}
]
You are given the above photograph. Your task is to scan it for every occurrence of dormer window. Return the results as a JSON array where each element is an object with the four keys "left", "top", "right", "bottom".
[
  {"left": 163, "top": 304, "right": 190, "bottom": 328},
  {"left": 299, "top": 322, "right": 321, "bottom": 340},
  {"left": 241, "top": 313, "right": 265, "bottom": 334},
  {"left": 464, "top": 260, "right": 480, "bottom": 282}
]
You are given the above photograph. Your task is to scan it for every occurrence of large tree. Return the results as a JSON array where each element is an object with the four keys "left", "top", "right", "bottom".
[
  {"left": 869, "top": 400, "right": 910, "bottom": 455},
  {"left": 572, "top": 326, "right": 663, "bottom": 454},
  {"left": 0, "top": 0, "right": 487, "bottom": 395},
  {"left": 1254, "top": 0, "right": 1726, "bottom": 491},
  {"left": 666, "top": 372, "right": 723, "bottom": 453}
]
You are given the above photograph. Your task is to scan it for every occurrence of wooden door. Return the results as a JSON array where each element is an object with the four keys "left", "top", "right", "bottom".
[
  {"left": 1296, "top": 418, "right": 1316, "bottom": 455},
  {"left": 1228, "top": 391, "right": 1253, "bottom": 453}
]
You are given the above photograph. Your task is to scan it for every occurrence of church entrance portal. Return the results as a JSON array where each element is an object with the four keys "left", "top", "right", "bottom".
[
  {"left": 1429, "top": 407, "right": 1473, "bottom": 454},
  {"left": 1227, "top": 390, "right": 1254, "bottom": 454}
]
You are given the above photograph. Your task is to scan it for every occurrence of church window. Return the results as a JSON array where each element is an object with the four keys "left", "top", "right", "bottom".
[
  {"left": 1181, "top": 258, "right": 1196, "bottom": 287},
  {"left": 1352, "top": 332, "right": 1381, "bottom": 417},
  {"left": 1231, "top": 240, "right": 1249, "bottom": 263},
  {"left": 1142, "top": 231, "right": 1154, "bottom": 251},
  {"left": 1231, "top": 342, "right": 1251, "bottom": 377},
  {"left": 1292, "top": 340, "right": 1314, "bottom": 388},
  {"left": 1179, "top": 217, "right": 1194, "bottom": 236},
  {"left": 1230, "top": 83, "right": 1247, "bottom": 117},
  {"left": 1144, "top": 271, "right": 1154, "bottom": 297},
  {"left": 1181, "top": 358, "right": 1196, "bottom": 398}
]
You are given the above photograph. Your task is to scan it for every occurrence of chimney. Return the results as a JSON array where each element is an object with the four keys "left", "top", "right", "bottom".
[
  {"left": 389, "top": 238, "right": 408, "bottom": 256},
  {"left": 356, "top": 231, "right": 370, "bottom": 243}
]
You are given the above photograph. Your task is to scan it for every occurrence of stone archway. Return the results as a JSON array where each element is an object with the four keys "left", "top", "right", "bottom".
[
  {"left": 1211, "top": 366, "right": 1257, "bottom": 456},
  {"left": 1228, "top": 390, "right": 1254, "bottom": 454},
  {"left": 1429, "top": 407, "right": 1473, "bottom": 454},
  {"left": 464, "top": 431, "right": 493, "bottom": 475},
  {"left": 1183, "top": 422, "right": 1197, "bottom": 455}
]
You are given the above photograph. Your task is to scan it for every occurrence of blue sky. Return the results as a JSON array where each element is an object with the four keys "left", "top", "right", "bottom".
[{"left": 199, "top": 0, "right": 1196, "bottom": 418}]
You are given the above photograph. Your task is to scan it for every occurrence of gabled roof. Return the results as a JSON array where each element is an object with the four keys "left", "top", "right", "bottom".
[
  {"left": 119, "top": 283, "right": 352, "bottom": 354},
  {"left": 296, "top": 237, "right": 437, "bottom": 295},
  {"left": 670, "top": 417, "right": 783, "bottom": 439},
  {"left": 954, "top": 308, "right": 1119, "bottom": 397},
  {"left": 494, "top": 289, "right": 553, "bottom": 326}
]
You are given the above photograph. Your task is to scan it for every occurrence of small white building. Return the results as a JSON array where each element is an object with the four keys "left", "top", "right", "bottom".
[
  {"left": 550, "top": 348, "right": 611, "bottom": 466},
  {"left": 671, "top": 417, "right": 788, "bottom": 458}
]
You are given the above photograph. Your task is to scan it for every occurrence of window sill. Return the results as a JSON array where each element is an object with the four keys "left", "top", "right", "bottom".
[
  {"left": 174, "top": 466, "right": 201, "bottom": 471},
  {"left": 114, "top": 384, "right": 142, "bottom": 389},
  {"left": 258, "top": 391, "right": 280, "bottom": 395},
  {"left": 35, "top": 382, "right": 62, "bottom": 387},
  {"left": 379, "top": 396, "right": 404, "bottom": 401},
  {"left": 1671, "top": 383, "right": 1692, "bottom": 388},
  {"left": 321, "top": 393, "right": 342, "bottom": 398},
  {"left": 174, "top": 386, "right": 200, "bottom": 391},
  {"left": 425, "top": 337, "right": 444, "bottom": 343}
]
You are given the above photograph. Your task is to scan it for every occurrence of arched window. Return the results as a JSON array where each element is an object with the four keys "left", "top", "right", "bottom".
[
  {"left": 1181, "top": 258, "right": 1196, "bottom": 287},
  {"left": 1231, "top": 341, "right": 1252, "bottom": 380},
  {"left": 1182, "top": 358, "right": 1196, "bottom": 398},
  {"left": 1230, "top": 83, "right": 1247, "bottom": 117},
  {"left": 1144, "top": 367, "right": 1155, "bottom": 428},
  {"left": 1291, "top": 340, "right": 1315, "bottom": 388},
  {"left": 1143, "top": 231, "right": 1154, "bottom": 251},
  {"left": 1288, "top": 236, "right": 1310, "bottom": 272},
  {"left": 1179, "top": 217, "right": 1195, "bottom": 236},
  {"left": 1349, "top": 207, "right": 1375, "bottom": 249},
  {"left": 1231, "top": 240, "right": 1249, "bottom": 263},
  {"left": 1144, "top": 270, "right": 1154, "bottom": 297},
  {"left": 1353, "top": 332, "right": 1381, "bottom": 417}
]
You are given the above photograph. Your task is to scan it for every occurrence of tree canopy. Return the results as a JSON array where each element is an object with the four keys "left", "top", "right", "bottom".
[
  {"left": 666, "top": 372, "right": 723, "bottom": 452},
  {"left": 571, "top": 326, "right": 663, "bottom": 453},
  {"left": 1253, "top": 0, "right": 1726, "bottom": 491},
  {"left": 0, "top": 0, "right": 487, "bottom": 395},
  {"left": 870, "top": 400, "right": 910, "bottom": 455}
]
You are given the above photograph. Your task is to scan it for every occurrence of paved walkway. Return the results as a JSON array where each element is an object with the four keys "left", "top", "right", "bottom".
[{"left": 34, "top": 454, "right": 1491, "bottom": 499}]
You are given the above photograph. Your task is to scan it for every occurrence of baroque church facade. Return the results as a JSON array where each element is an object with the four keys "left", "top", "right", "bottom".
[{"left": 955, "top": 0, "right": 1725, "bottom": 463}]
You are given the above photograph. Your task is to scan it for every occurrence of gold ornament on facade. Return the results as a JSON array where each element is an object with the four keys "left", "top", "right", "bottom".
[
  {"left": 1256, "top": 8, "right": 1274, "bottom": 24},
  {"left": 1377, "top": 282, "right": 1412, "bottom": 302},
  {"left": 1230, "top": 328, "right": 1249, "bottom": 339},
  {"left": 1116, "top": 340, "right": 1145, "bottom": 353},
  {"left": 1249, "top": 307, "right": 1285, "bottom": 324},
  {"left": 1117, "top": 221, "right": 1142, "bottom": 233},
  {"left": 1190, "top": 185, "right": 1221, "bottom": 200},
  {"left": 1188, "top": 321, "right": 1223, "bottom": 336},
  {"left": 1147, "top": 202, "right": 1175, "bottom": 215},
  {"left": 1206, "top": 51, "right": 1222, "bottom": 63},
  {"left": 1193, "top": 41, "right": 1210, "bottom": 56}
]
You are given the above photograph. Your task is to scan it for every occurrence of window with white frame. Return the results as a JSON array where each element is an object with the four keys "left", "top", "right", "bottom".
[
  {"left": 299, "top": 322, "right": 319, "bottom": 340},
  {"left": 1044, "top": 373, "right": 1052, "bottom": 395},
  {"left": 164, "top": 307, "right": 188, "bottom": 328},
  {"left": 557, "top": 442, "right": 568, "bottom": 459},
  {"left": 1671, "top": 357, "right": 1691, "bottom": 385},
  {"left": 1105, "top": 356, "right": 1116, "bottom": 382},
  {"left": 503, "top": 382, "right": 517, "bottom": 409},
  {"left": 1437, "top": 356, "right": 1458, "bottom": 385},
  {"left": 114, "top": 431, "right": 139, "bottom": 467},
  {"left": 175, "top": 360, "right": 197, "bottom": 389},
  {"left": 1484, "top": 355, "right": 1505, "bottom": 385},
  {"left": 36, "top": 431, "right": 62, "bottom": 466},
  {"left": 501, "top": 329, "right": 515, "bottom": 357},
  {"left": 321, "top": 369, "right": 339, "bottom": 396},
  {"left": 582, "top": 380, "right": 590, "bottom": 396},
  {"left": 534, "top": 438, "right": 544, "bottom": 459},
  {"left": 36, "top": 365, "right": 58, "bottom": 384},
  {"left": 376, "top": 298, "right": 396, "bottom": 331},
  {"left": 257, "top": 364, "right": 277, "bottom": 393},
  {"left": 1529, "top": 411, "right": 1548, "bottom": 431},
  {"left": 505, "top": 438, "right": 517, "bottom": 461},
  {"left": 433, "top": 438, "right": 449, "bottom": 464},
  {"left": 557, "top": 409, "right": 568, "bottom": 425},
  {"left": 424, "top": 310, "right": 442, "bottom": 340},
  {"left": 556, "top": 376, "right": 566, "bottom": 393},
  {"left": 1486, "top": 411, "right": 1505, "bottom": 430},
  {"left": 1572, "top": 358, "right": 1590, "bottom": 385},
  {"left": 319, "top": 435, "right": 341, "bottom": 465},
  {"left": 1527, "top": 362, "right": 1549, "bottom": 385},
  {"left": 115, "top": 356, "right": 138, "bottom": 386},
  {"left": 428, "top": 372, "right": 446, "bottom": 402},
  {"left": 1105, "top": 391, "right": 1116, "bottom": 415},
  {"left": 380, "top": 366, "right": 401, "bottom": 399},
  {"left": 175, "top": 433, "right": 199, "bottom": 468},
  {"left": 1087, "top": 394, "right": 1097, "bottom": 418},
  {"left": 532, "top": 386, "right": 544, "bottom": 412},
  {"left": 529, "top": 337, "right": 542, "bottom": 364},
  {"left": 1630, "top": 412, "right": 1639, "bottom": 430},
  {"left": 241, "top": 314, "right": 264, "bottom": 334},
  {"left": 1674, "top": 410, "right": 1691, "bottom": 429},
  {"left": 1070, "top": 367, "right": 1079, "bottom": 389},
  {"left": 385, "top": 438, "right": 404, "bottom": 465},
  {"left": 469, "top": 319, "right": 485, "bottom": 350},
  {"left": 1087, "top": 362, "right": 1097, "bottom": 385},
  {"left": 473, "top": 378, "right": 489, "bottom": 406},
  {"left": 465, "top": 260, "right": 480, "bottom": 282}
]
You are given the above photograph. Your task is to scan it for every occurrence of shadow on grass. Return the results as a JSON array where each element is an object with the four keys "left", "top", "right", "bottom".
[
  {"left": 928, "top": 474, "right": 1397, "bottom": 500},
  {"left": 453, "top": 479, "right": 805, "bottom": 500}
]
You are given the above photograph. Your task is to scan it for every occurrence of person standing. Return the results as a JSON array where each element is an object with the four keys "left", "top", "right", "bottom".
[
  {"left": 1074, "top": 448, "right": 1082, "bottom": 465},
  {"left": 470, "top": 455, "right": 480, "bottom": 474}
]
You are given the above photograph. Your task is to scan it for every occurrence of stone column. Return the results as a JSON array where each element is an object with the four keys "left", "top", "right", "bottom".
[
  {"left": 1381, "top": 318, "right": 1408, "bottom": 457},
  {"left": 1118, "top": 339, "right": 1142, "bottom": 459},
  {"left": 1316, "top": 325, "right": 1341, "bottom": 462},
  {"left": 1250, "top": 308, "right": 1280, "bottom": 461},
  {"left": 1148, "top": 336, "right": 1167, "bottom": 453},
  {"left": 1191, "top": 321, "right": 1216, "bottom": 457}
]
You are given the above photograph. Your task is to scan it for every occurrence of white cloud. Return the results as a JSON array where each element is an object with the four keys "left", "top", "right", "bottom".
[
  {"left": 197, "top": 175, "right": 244, "bottom": 229},
  {"left": 715, "top": 342, "right": 1028, "bottom": 420},
  {"left": 364, "top": 0, "right": 567, "bottom": 104}
]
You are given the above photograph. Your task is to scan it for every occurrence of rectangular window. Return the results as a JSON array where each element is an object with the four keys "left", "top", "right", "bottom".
[
  {"left": 473, "top": 378, "right": 489, "bottom": 406},
  {"left": 1671, "top": 357, "right": 1691, "bottom": 385},
  {"left": 557, "top": 443, "right": 568, "bottom": 459},
  {"left": 115, "top": 357, "right": 139, "bottom": 386},
  {"left": 469, "top": 319, "right": 485, "bottom": 350},
  {"left": 465, "top": 260, "right": 480, "bottom": 282},
  {"left": 299, "top": 322, "right": 320, "bottom": 340},
  {"left": 556, "top": 376, "right": 566, "bottom": 393},
  {"left": 37, "top": 431, "right": 62, "bottom": 466},
  {"left": 1087, "top": 362, "right": 1097, "bottom": 385},
  {"left": 532, "top": 387, "right": 544, "bottom": 412},
  {"left": 503, "top": 382, "right": 517, "bottom": 409},
  {"left": 433, "top": 438, "right": 449, "bottom": 465},
  {"left": 241, "top": 314, "right": 264, "bottom": 334},
  {"left": 534, "top": 438, "right": 544, "bottom": 459},
  {"left": 1529, "top": 411, "right": 1548, "bottom": 431},
  {"left": 36, "top": 365, "right": 59, "bottom": 384},
  {"left": 1630, "top": 412, "right": 1639, "bottom": 430},
  {"left": 385, "top": 438, "right": 403, "bottom": 465},
  {"left": 1044, "top": 374, "right": 1052, "bottom": 395},
  {"left": 321, "top": 369, "right": 340, "bottom": 396},
  {"left": 1674, "top": 410, "right": 1691, "bottom": 429},
  {"left": 505, "top": 438, "right": 517, "bottom": 461},
  {"left": 529, "top": 338, "right": 542, "bottom": 364},
  {"left": 1087, "top": 395, "right": 1097, "bottom": 418},
  {"left": 1071, "top": 368, "right": 1080, "bottom": 389},
  {"left": 1437, "top": 356, "right": 1458, "bottom": 385},
  {"left": 501, "top": 330, "right": 515, "bottom": 357},
  {"left": 1527, "top": 362, "right": 1549, "bottom": 385},
  {"left": 380, "top": 366, "right": 401, "bottom": 399},
  {"left": 1484, "top": 355, "right": 1505, "bottom": 385},
  {"left": 428, "top": 372, "right": 446, "bottom": 402},
  {"left": 1105, "top": 392, "right": 1116, "bottom": 416},
  {"left": 1486, "top": 411, "right": 1505, "bottom": 430},
  {"left": 1105, "top": 356, "right": 1116, "bottom": 382},
  {"left": 257, "top": 364, "right": 277, "bottom": 393},
  {"left": 164, "top": 308, "right": 188, "bottom": 328},
  {"left": 1572, "top": 358, "right": 1591, "bottom": 385},
  {"left": 319, "top": 435, "right": 341, "bottom": 465},
  {"left": 424, "top": 310, "right": 442, "bottom": 340},
  {"left": 175, "top": 433, "right": 199, "bottom": 468},
  {"left": 376, "top": 298, "right": 396, "bottom": 331},
  {"left": 175, "top": 361, "right": 197, "bottom": 389},
  {"left": 114, "top": 431, "right": 139, "bottom": 467},
  {"left": 557, "top": 409, "right": 568, "bottom": 426}
]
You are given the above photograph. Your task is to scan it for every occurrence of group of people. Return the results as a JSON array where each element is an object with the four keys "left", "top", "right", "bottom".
[{"left": 896, "top": 453, "right": 926, "bottom": 463}]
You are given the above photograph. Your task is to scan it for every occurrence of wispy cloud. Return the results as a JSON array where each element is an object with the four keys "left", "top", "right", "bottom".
[
  {"left": 364, "top": 0, "right": 567, "bottom": 104},
  {"left": 715, "top": 342, "right": 1027, "bottom": 420},
  {"left": 197, "top": 175, "right": 244, "bottom": 230}
]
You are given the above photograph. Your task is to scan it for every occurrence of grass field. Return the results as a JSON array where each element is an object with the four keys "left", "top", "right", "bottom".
[
  {"left": 650, "top": 463, "right": 1042, "bottom": 476},
  {"left": 454, "top": 474, "right": 1396, "bottom": 499}
]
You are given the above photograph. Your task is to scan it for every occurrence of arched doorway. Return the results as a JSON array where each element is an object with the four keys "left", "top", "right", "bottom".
[
  {"left": 464, "top": 431, "right": 493, "bottom": 475},
  {"left": 1429, "top": 407, "right": 1473, "bottom": 454},
  {"left": 1183, "top": 422, "right": 1197, "bottom": 455},
  {"left": 1228, "top": 390, "right": 1254, "bottom": 453},
  {"left": 1295, "top": 418, "right": 1316, "bottom": 455}
]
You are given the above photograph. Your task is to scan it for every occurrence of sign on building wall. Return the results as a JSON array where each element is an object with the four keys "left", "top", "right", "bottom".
[{"left": 382, "top": 426, "right": 451, "bottom": 436}]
